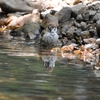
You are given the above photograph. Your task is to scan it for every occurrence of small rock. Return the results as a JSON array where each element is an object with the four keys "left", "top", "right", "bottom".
[
  {"left": 96, "top": 38, "right": 100, "bottom": 45},
  {"left": 80, "top": 21, "right": 87, "bottom": 31},
  {"left": 76, "top": 14, "right": 83, "bottom": 22}
]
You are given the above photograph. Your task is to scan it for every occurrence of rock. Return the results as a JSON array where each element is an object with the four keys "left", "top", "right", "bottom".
[
  {"left": 71, "top": 3, "right": 87, "bottom": 18},
  {"left": 83, "top": 38, "right": 96, "bottom": 44},
  {"left": 96, "top": 38, "right": 100, "bottom": 45},
  {"left": 92, "top": 13, "right": 100, "bottom": 22},
  {"left": 89, "top": 29, "right": 96, "bottom": 37},
  {"left": 76, "top": 14, "right": 83, "bottom": 22},
  {"left": 80, "top": 21, "right": 87, "bottom": 31},
  {"left": 16, "top": 22, "right": 41, "bottom": 40},
  {"left": 88, "top": 10, "right": 97, "bottom": 18},
  {"left": 96, "top": 19, "right": 100, "bottom": 37},
  {"left": 81, "top": 30, "right": 90, "bottom": 39},
  {"left": 55, "top": 7, "right": 72, "bottom": 23},
  {"left": 66, "top": 26, "right": 76, "bottom": 39},
  {"left": 0, "top": 0, "right": 33, "bottom": 13}
]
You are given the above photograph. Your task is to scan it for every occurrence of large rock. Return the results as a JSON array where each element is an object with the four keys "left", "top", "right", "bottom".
[
  {"left": 0, "top": 0, "right": 33, "bottom": 13},
  {"left": 71, "top": 3, "right": 87, "bottom": 18},
  {"left": 55, "top": 7, "right": 72, "bottom": 23},
  {"left": 0, "top": 0, "right": 63, "bottom": 13},
  {"left": 96, "top": 19, "right": 100, "bottom": 37}
]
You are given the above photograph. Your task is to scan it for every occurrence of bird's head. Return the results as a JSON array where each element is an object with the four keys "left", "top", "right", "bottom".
[{"left": 47, "top": 23, "right": 57, "bottom": 33}]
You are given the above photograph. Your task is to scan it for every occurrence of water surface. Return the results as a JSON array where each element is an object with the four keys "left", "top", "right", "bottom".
[{"left": 0, "top": 38, "right": 100, "bottom": 100}]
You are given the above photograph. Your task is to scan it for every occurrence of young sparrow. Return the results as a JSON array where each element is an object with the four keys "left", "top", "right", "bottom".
[{"left": 41, "top": 23, "right": 59, "bottom": 46}]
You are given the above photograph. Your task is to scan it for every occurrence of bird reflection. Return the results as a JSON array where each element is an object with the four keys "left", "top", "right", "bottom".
[{"left": 40, "top": 50, "right": 57, "bottom": 72}]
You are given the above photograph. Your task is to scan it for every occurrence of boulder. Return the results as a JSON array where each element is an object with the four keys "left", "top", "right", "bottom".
[
  {"left": 71, "top": 3, "right": 87, "bottom": 18},
  {"left": 0, "top": 0, "right": 33, "bottom": 13}
]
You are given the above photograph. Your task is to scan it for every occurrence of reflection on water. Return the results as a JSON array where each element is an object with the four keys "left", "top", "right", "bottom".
[{"left": 0, "top": 39, "right": 100, "bottom": 100}]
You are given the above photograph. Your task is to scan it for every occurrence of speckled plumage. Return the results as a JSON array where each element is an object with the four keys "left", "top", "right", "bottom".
[{"left": 42, "top": 24, "right": 59, "bottom": 46}]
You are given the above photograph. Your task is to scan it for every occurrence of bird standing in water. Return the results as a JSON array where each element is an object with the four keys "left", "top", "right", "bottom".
[{"left": 41, "top": 23, "right": 59, "bottom": 46}]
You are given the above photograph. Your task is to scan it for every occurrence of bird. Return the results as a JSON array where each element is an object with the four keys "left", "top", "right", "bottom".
[{"left": 41, "top": 23, "right": 59, "bottom": 46}]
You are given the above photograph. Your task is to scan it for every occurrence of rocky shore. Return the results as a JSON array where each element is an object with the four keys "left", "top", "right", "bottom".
[{"left": 0, "top": 0, "right": 100, "bottom": 69}]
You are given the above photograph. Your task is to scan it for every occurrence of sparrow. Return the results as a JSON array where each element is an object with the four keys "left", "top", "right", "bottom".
[{"left": 41, "top": 23, "right": 59, "bottom": 46}]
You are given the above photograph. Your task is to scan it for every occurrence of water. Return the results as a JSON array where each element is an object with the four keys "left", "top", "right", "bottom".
[{"left": 0, "top": 38, "right": 100, "bottom": 100}]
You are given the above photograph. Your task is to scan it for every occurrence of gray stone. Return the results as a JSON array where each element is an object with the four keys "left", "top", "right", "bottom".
[
  {"left": 76, "top": 14, "right": 83, "bottom": 22},
  {"left": 80, "top": 21, "right": 87, "bottom": 31},
  {"left": 88, "top": 10, "right": 97, "bottom": 18},
  {"left": 92, "top": 13, "right": 100, "bottom": 22},
  {"left": 81, "top": 31, "right": 90, "bottom": 39},
  {"left": 96, "top": 19, "right": 100, "bottom": 37},
  {"left": 71, "top": 3, "right": 87, "bottom": 18},
  {"left": 55, "top": 7, "right": 72, "bottom": 23}
]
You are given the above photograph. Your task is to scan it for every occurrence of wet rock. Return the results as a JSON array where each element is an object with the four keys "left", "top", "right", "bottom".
[
  {"left": 88, "top": 10, "right": 97, "bottom": 18},
  {"left": 82, "top": 10, "right": 90, "bottom": 21},
  {"left": 74, "top": 28, "right": 82, "bottom": 36},
  {"left": 84, "top": 43, "right": 99, "bottom": 49},
  {"left": 55, "top": 7, "right": 72, "bottom": 23},
  {"left": 71, "top": 3, "right": 87, "bottom": 18}
]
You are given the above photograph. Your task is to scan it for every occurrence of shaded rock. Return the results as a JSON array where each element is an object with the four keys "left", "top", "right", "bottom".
[
  {"left": 88, "top": 10, "right": 97, "bottom": 18},
  {"left": 89, "top": 28, "right": 96, "bottom": 37},
  {"left": 76, "top": 14, "right": 83, "bottom": 22},
  {"left": 71, "top": 3, "right": 87, "bottom": 18},
  {"left": 81, "top": 30, "right": 90, "bottom": 39},
  {"left": 80, "top": 21, "right": 87, "bottom": 31},
  {"left": 0, "top": 0, "right": 33, "bottom": 13},
  {"left": 96, "top": 38, "right": 100, "bottom": 45},
  {"left": 55, "top": 7, "right": 72, "bottom": 23},
  {"left": 96, "top": 19, "right": 100, "bottom": 37},
  {"left": 92, "top": 13, "right": 100, "bottom": 22},
  {"left": 82, "top": 10, "right": 90, "bottom": 21}
]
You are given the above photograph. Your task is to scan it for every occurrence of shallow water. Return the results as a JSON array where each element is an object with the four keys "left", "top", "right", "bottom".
[{"left": 0, "top": 38, "right": 100, "bottom": 100}]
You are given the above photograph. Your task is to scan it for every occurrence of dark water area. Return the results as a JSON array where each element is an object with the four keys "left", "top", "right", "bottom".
[{"left": 0, "top": 38, "right": 100, "bottom": 100}]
